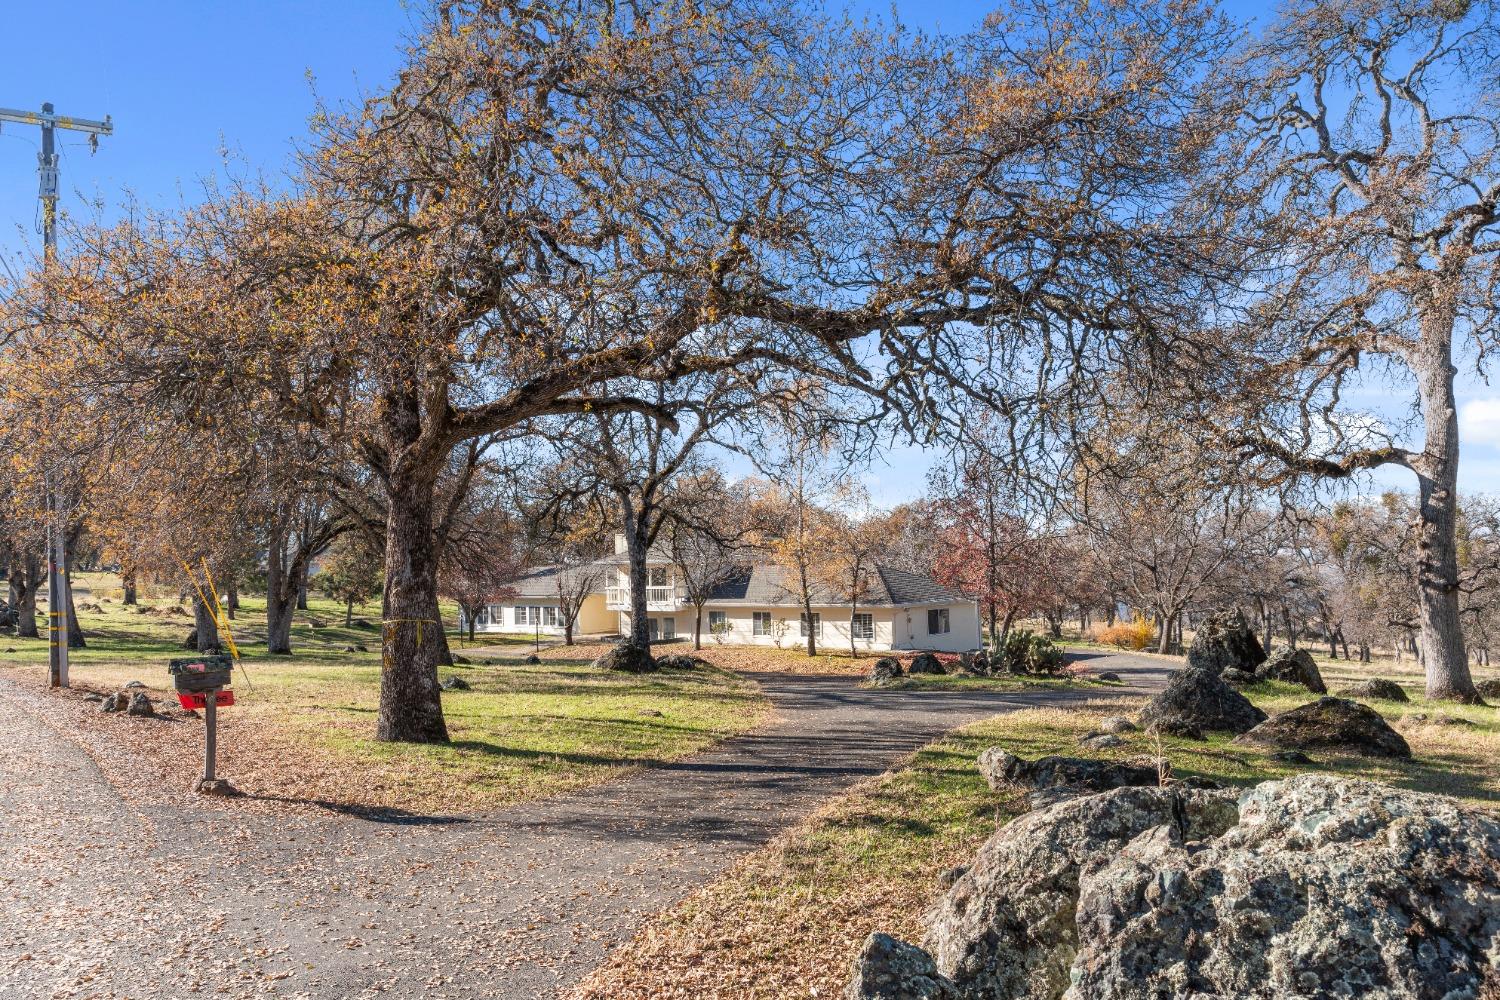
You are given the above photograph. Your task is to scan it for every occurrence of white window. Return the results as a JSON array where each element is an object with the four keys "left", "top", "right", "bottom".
[
  {"left": 708, "top": 611, "right": 727, "bottom": 630},
  {"left": 487, "top": 604, "right": 504, "bottom": 625},
  {"left": 648, "top": 566, "right": 670, "bottom": 587},
  {"left": 928, "top": 608, "right": 950, "bottom": 635},
  {"left": 662, "top": 617, "right": 676, "bottom": 640},
  {"left": 752, "top": 612, "right": 773, "bottom": 636},
  {"left": 542, "top": 606, "right": 559, "bottom": 627},
  {"left": 800, "top": 612, "right": 821, "bottom": 638},
  {"left": 853, "top": 613, "right": 874, "bottom": 640},
  {"left": 516, "top": 606, "right": 541, "bottom": 626}
]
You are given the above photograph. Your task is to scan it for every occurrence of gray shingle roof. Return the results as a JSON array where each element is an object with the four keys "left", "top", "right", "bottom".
[{"left": 706, "top": 563, "right": 964, "bottom": 608}]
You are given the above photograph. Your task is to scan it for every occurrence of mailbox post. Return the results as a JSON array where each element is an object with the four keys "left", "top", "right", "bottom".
[{"left": 169, "top": 655, "right": 236, "bottom": 795}]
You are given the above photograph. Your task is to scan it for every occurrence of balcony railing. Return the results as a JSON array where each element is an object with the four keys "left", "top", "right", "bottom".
[{"left": 605, "top": 586, "right": 678, "bottom": 609}]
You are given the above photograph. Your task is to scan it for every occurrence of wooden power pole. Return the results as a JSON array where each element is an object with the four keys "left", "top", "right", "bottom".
[{"left": 0, "top": 103, "right": 113, "bottom": 688}]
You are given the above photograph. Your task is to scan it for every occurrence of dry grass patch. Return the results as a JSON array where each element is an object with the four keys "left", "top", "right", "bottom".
[{"left": 0, "top": 577, "right": 771, "bottom": 815}]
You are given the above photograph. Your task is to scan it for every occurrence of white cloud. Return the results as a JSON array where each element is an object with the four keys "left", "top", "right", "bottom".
[{"left": 1460, "top": 398, "right": 1500, "bottom": 450}]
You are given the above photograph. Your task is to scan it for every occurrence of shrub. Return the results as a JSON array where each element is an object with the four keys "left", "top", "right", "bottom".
[
  {"left": 996, "top": 629, "right": 1065, "bottom": 674},
  {"left": 1093, "top": 617, "right": 1155, "bottom": 651}
]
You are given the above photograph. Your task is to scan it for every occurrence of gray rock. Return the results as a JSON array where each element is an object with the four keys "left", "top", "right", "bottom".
[
  {"left": 83, "top": 692, "right": 104, "bottom": 703},
  {"left": 639, "top": 709, "right": 664, "bottom": 717},
  {"left": 1184, "top": 608, "right": 1266, "bottom": 676},
  {"left": 99, "top": 693, "right": 124, "bottom": 713},
  {"left": 1255, "top": 646, "right": 1327, "bottom": 693},
  {"left": 1095, "top": 671, "right": 1122, "bottom": 682},
  {"left": 1066, "top": 776, "right": 1500, "bottom": 1000},
  {"left": 440, "top": 676, "right": 471, "bottom": 691},
  {"left": 978, "top": 748, "right": 1160, "bottom": 796},
  {"left": 1476, "top": 678, "right": 1500, "bottom": 699},
  {"left": 919, "top": 785, "right": 1239, "bottom": 1000},
  {"left": 908, "top": 652, "right": 944, "bottom": 675},
  {"left": 870, "top": 657, "right": 903, "bottom": 684},
  {"left": 1219, "top": 667, "right": 1257, "bottom": 686},
  {"left": 1336, "top": 677, "right": 1410, "bottom": 702},
  {"left": 1078, "top": 733, "right": 1126, "bottom": 750},
  {"left": 935, "top": 865, "right": 968, "bottom": 891},
  {"left": 1270, "top": 749, "right": 1314, "bottom": 765},
  {"left": 655, "top": 653, "right": 702, "bottom": 671},
  {"left": 1260, "top": 644, "right": 1332, "bottom": 692},
  {"left": 845, "top": 931, "right": 957, "bottom": 1000},
  {"left": 1099, "top": 717, "right": 1138, "bottom": 735},
  {"left": 124, "top": 680, "right": 145, "bottom": 689},
  {"left": 355, "top": 644, "right": 369, "bottom": 653},
  {"left": 125, "top": 692, "right": 155, "bottom": 717},
  {"left": 594, "top": 643, "right": 656, "bottom": 674},
  {"left": 1234, "top": 697, "right": 1410, "bottom": 759},
  {"left": 1145, "top": 717, "right": 1205, "bottom": 740},
  {"left": 342, "top": 645, "right": 357, "bottom": 653},
  {"left": 1138, "top": 666, "right": 1267, "bottom": 735},
  {"left": 523, "top": 653, "right": 542, "bottom": 665},
  {"left": 452, "top": 654, "right": 473, "bottom": 665},
  {"left": 958, "top": 650, "right": 990, "bottom": 676},
  {"left": 850, "top": 775, "right": 1500, "bottom": 1000}
]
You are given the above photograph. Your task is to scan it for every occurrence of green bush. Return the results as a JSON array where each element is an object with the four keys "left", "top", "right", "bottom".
[{"left": 996, "top": 628, "right": 1064, "bottom": 675}]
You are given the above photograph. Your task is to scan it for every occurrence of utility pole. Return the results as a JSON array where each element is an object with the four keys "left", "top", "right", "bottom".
[{"left": 0, "top": 103, "right": 113, "bottom": 688}]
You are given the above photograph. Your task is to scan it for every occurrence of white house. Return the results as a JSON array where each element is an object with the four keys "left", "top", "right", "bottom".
[{"left": 461, "top": 537, "right": 982, "bottom": 653}]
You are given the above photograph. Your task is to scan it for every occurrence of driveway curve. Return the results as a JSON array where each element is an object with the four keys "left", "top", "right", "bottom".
[{"left": 0, "top": 652, "right": 1166, "bottom": 1000}]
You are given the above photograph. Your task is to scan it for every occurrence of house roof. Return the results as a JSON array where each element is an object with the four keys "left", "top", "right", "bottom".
[
  {"left": 497, "top": 560, "right": 967, "bottom": 609},
  {"left": 706, "top": 563, "right": 966, "bottom": 608}
]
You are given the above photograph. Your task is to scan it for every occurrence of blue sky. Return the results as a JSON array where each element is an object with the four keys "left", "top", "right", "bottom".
[{"left": 1, "top": 1, "right": 1488, "bottom": 508}]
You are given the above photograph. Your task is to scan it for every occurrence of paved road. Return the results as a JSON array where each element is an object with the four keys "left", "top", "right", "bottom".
[{"left": 0, "top": 653, "right": 1167, "bottom": 1000}]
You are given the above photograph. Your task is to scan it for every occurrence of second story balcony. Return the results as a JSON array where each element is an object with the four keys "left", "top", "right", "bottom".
[{"left": 605, "top": 586, "right": 680, "bottom": 611}]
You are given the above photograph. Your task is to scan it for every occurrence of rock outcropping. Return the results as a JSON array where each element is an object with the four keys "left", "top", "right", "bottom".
[
  {"left": 593, "top": 643, "right": 656, "bottom": 674},
  {"left": 1337, "top": 677, "right": 1410, "bottom": 702},
  {"left": 1254, "top": 646, "right": 1327, "bottom": 693},
  {"left": 1138, "top": 665, "right": 1267, "bottom": 735},
  {"left": 846, "top": 775, "right": 1500, "bottom": 1000},
  {"left": 1184, "top": 608, "right": 1266, "bottom": 676},
  {"left": 1234, "top": 697, "right": 1411, "bottom": 759}
]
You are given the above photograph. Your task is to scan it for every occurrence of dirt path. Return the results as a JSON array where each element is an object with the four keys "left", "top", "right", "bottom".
[{"left": 0, "top": 654, "right": 1164, "bottom": 999}]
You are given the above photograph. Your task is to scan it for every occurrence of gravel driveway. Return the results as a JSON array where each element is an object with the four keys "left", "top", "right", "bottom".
[{"left": 0, "top": 652, "right": 1166, "bottom": 999}]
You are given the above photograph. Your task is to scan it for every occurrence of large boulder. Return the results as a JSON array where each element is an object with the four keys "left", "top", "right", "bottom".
[
  {"left": 125, "top": 692, "right": 156, "bottom": 717},
  {"left": 1255, "top": 646, "right": 1327, "bottom": 693},
  {"left": 1476, "top": 678, "right": 1500, "bottom": 699},
  {"left": 1233, "top": 697, "right": 1411, "bottom": 759},
  {"left": 1337, "top": 677, "right": 1410, "bottom": 703},
  {"left": 888, "top": 785, "right": 1239, "bottom": 1000},
  {"left": 1067, "top": 776, "right": 1500, "bottom": 1000},
  {"left": 1137, "top": 666, "right": 1267, "bottom": 735},
  {"left": 846, "top": 775, "right": 1500, "bottom": 1000},
  {"left": 977, "top": 748, "right": 1159, "bottom": 797},
  {"left": 869, "top": 657, "right": 903, "bottom": 684},
  {"left": 908, "top": 652, "right": 944, "bottom": 675},
  {"left": 1184, "top": 608, "right": 1266, "bottom": 676},
  {"left": 594, "top": 642, "right": 656, "bottom": 674}
]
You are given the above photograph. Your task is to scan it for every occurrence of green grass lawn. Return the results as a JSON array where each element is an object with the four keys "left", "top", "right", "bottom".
[
  {"left": 0, "top": 573, "right": 770, "bottom": 812},
  {"left": 570, "top": 680, "right": 1500, "bottom": 1000}
]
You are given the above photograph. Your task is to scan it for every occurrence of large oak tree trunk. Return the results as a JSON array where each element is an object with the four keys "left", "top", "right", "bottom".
[
  {"left": 122, "top": 568, "right": 137, "bottom": 606},
  {"left": 193, "top": 595, "right": 220, "bottom": 652},
  {"left": 64, "top": 558, "right": 85, "bottom": 649},
  {"left": 1412, "top": 330, "right": 1479, "bottom": 702},
  {"left": 376, "top": 463, "right": 449, "bottom": 743},
  {"left": 625, "top": 520, "right": 652, "bottom": 651},
  {"left": 265, "top": 529, "right": 297, "bottom": 656},
  {"left": 16, "top": 555, "right": 40, "bottom": 638}
]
